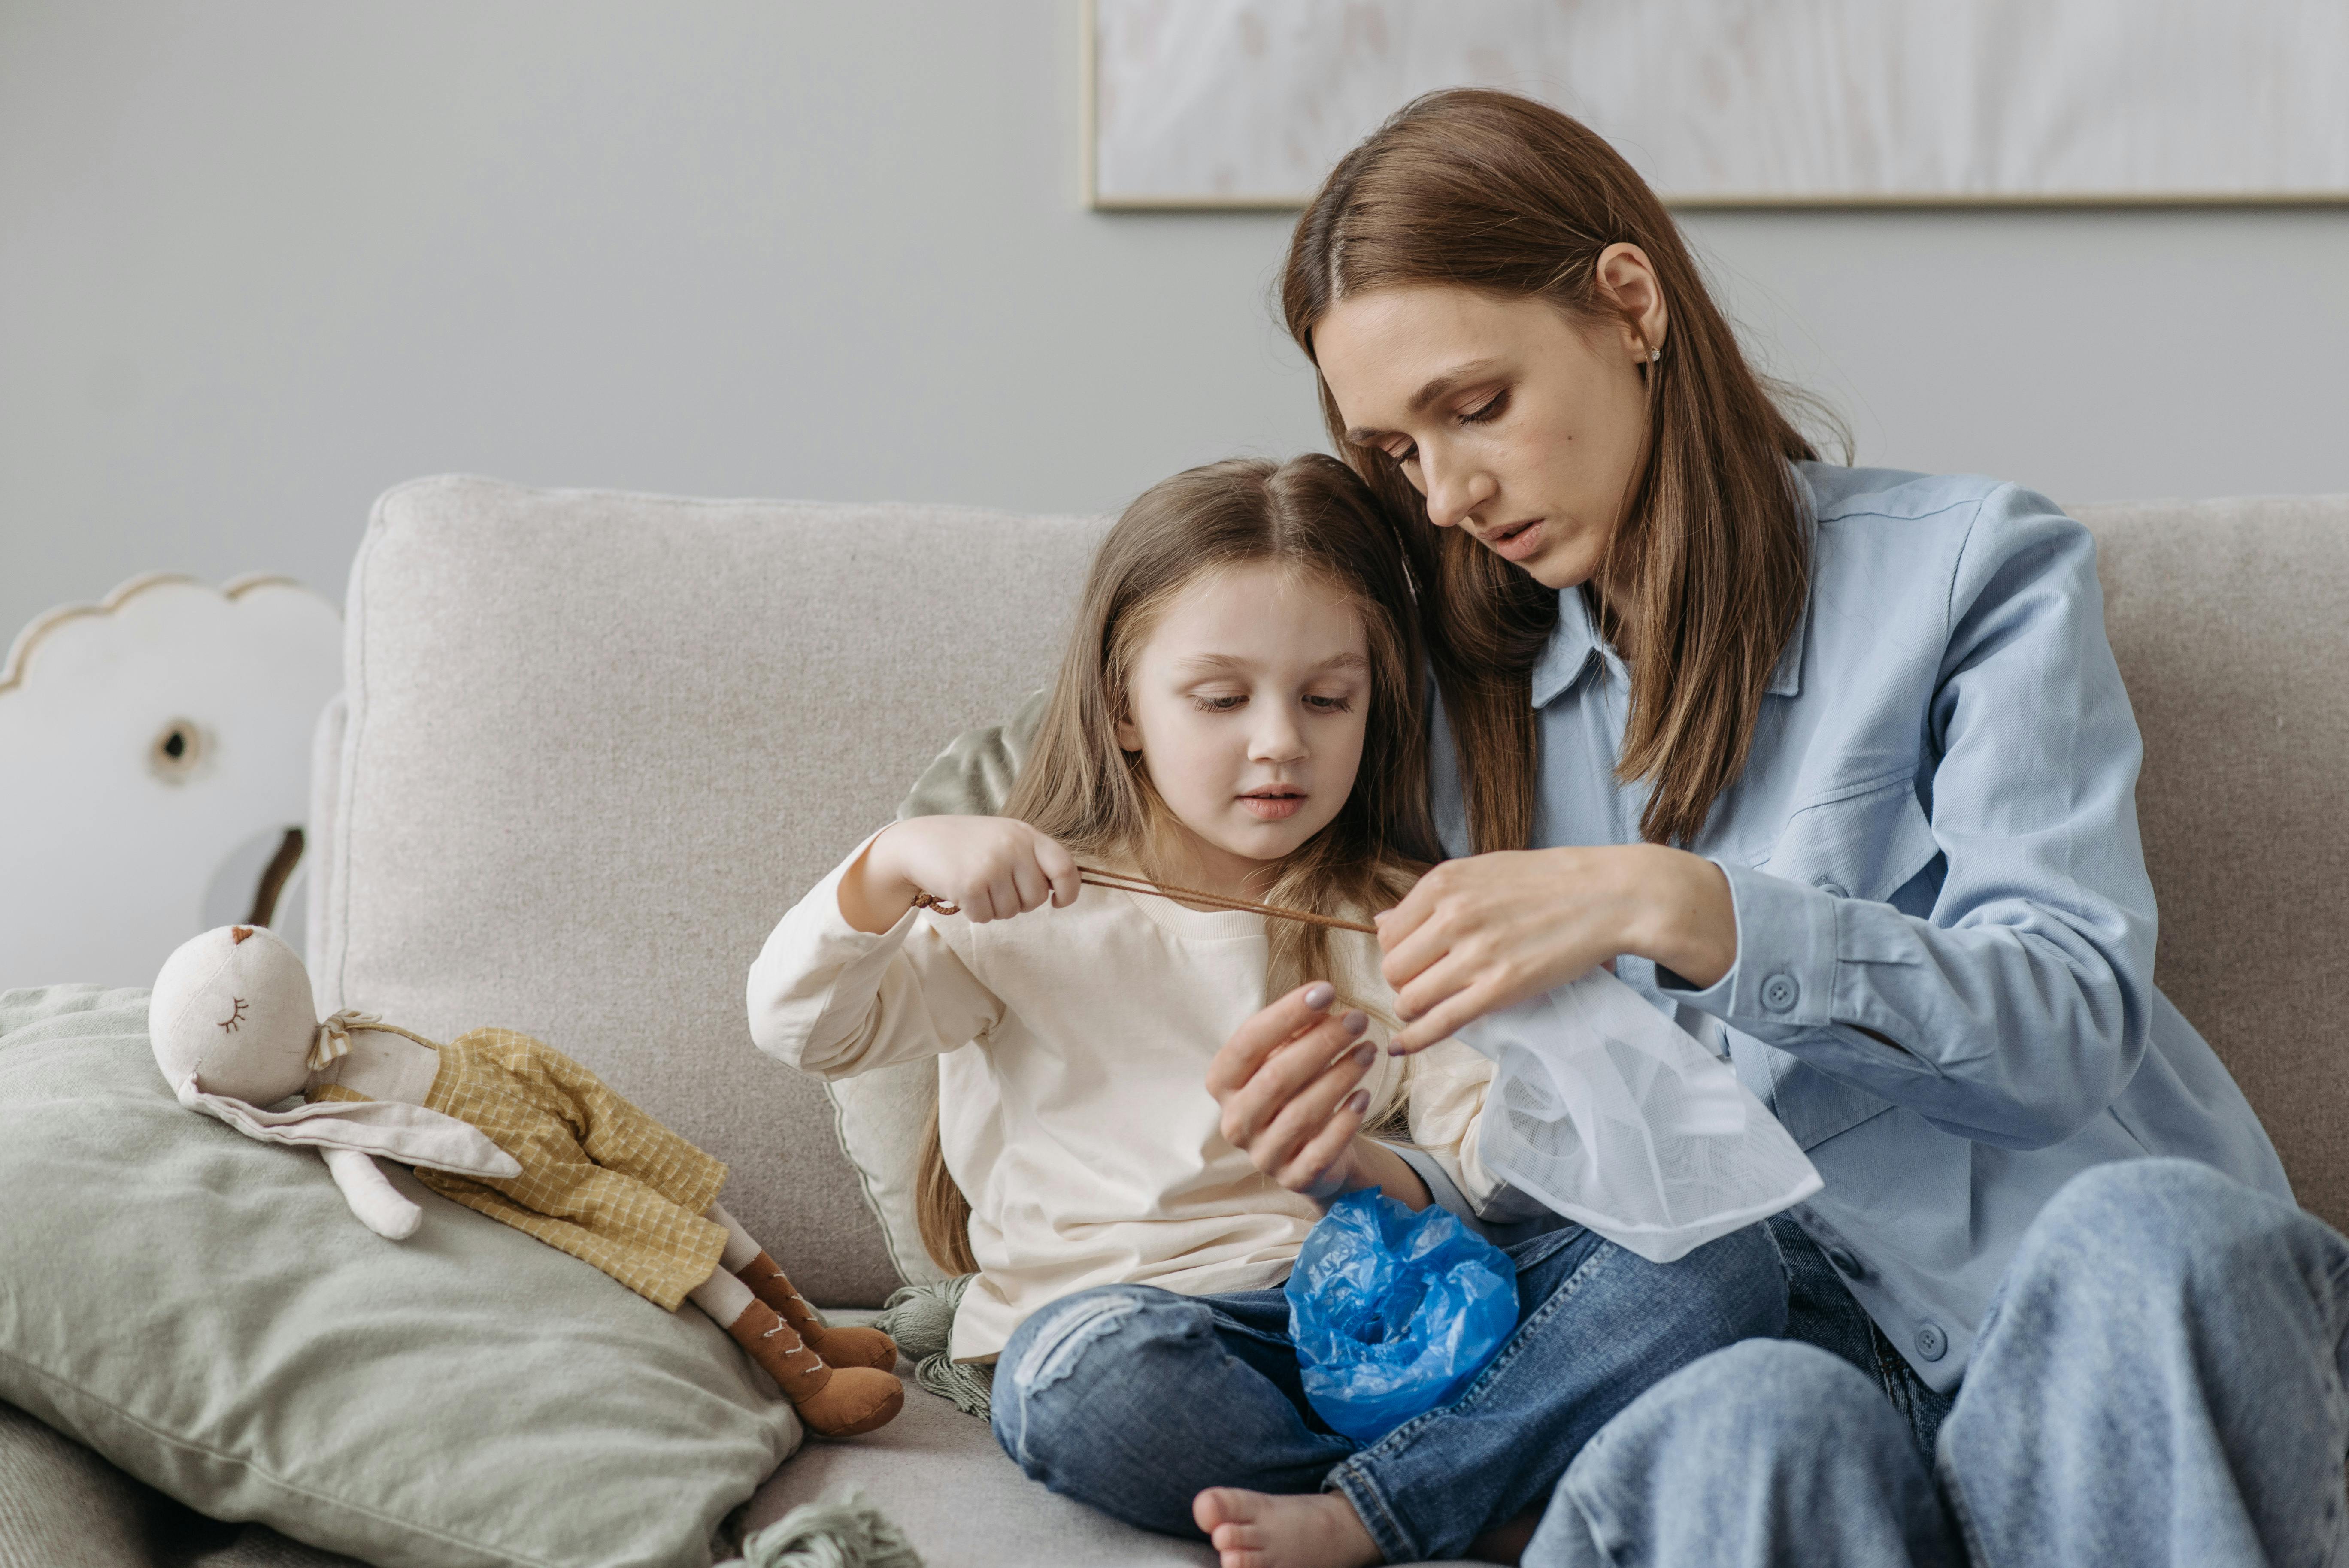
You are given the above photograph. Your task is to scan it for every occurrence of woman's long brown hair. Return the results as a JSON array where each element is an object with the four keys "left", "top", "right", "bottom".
[
  {"left": 1281, "top": 88, "right": 1828, "bottom": 850},
  {"left": 913, "top": 455, "right": 1443, "bottom": 1277}
]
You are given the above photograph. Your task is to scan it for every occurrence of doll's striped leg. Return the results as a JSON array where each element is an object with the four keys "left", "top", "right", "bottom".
[
  {"left": 688, "top": 1262, "right": 903, "bottom": 1438},
  {"left": 707, "top": 1200, "right": 900, "bottom": 1371}
]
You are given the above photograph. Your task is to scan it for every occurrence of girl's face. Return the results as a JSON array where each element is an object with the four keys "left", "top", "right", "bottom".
[
  {"left": 1114, "top": 562, "right": 1370, "bottom": 892},
  {"left": 1309, "top": 266, "right": 1664, "bottom": 596}
]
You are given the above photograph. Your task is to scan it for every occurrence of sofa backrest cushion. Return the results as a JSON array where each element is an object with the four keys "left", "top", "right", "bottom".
[
  {"left": 2075, "top": 494, "right": 2349, "bottom": 1231},
  {"left": 316, "top": 476, "right": 1108, "bottom": 1305},
  {"left": 316, "top": 478, "right": 2349, "bottom": 1306}
]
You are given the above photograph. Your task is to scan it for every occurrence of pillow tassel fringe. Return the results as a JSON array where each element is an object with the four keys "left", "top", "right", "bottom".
[
  {"left": 875, "top": 1275, "right": 993, "bottom": 1420},
  {"left": 732, "top": 1489, "right": 922, "bottom": 1568}
]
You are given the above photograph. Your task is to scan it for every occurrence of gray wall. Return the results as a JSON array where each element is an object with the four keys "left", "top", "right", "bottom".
[{"left": 5, "top": 2, "right": 2345, "bottom": 642}]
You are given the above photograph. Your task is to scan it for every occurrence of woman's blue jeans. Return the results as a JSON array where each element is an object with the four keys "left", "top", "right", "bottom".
[
  {"left": 1528, "top": 1159, "right": 2349, "bottom": 1568},
  {"left": 988, "top": 1222, "right": 1787, "bottom": 1564}
]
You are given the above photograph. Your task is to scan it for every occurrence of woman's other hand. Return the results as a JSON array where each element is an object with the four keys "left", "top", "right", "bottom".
[
  {"left": 1375, "top": 845, "right": 1737, "bottom": 1053},
  {"left": 1207, "top": 983, "right": 1431, "bottom": 1209},
  {"left": 837, "top": 816, "right": 1081, "bottom": 933}
]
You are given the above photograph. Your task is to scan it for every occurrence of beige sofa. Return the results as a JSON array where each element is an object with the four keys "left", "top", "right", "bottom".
[{"left": 6, "top": 475, "right": 2346, "bottom": 1568}]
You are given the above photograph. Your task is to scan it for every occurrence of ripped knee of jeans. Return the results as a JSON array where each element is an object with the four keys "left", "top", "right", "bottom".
[
  {"left": 1004, "top": 1286, "right": 1164, "bottom": 1404},
  {"left": 993, "top": 1286, "right": 1187, "bottom": 1471}
]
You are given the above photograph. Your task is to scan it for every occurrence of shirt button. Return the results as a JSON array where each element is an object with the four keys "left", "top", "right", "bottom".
[
  {"left": 1826, "top": 1248, "right": 1861, "bottom": 1277},
  {"left": 1761, "top": 974, "right": 1800, "bottom": 1013},
  {"left": 1816, "top": 879, "right": 1848, "bottom": 899},
  {"left": 1914, "top": 1323, "right": 1948, "bottom": 1361}
]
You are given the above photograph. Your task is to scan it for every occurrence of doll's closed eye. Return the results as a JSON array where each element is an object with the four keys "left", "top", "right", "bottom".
[{"left": 218, "top": 997, "right": 249, "bottom": 1033}]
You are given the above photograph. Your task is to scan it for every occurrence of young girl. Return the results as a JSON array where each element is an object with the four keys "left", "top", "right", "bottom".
[{"left": 748, "top": 456, "right": 1783, "bottom": 1568}]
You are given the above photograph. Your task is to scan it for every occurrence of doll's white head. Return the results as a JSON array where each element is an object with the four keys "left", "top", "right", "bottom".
[{"left": 149, "top": 925, "right": 318, "bottom": 1105}]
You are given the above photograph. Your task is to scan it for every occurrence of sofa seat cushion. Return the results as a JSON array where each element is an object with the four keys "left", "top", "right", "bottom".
[
  {"left": 0, "top": 1397, "right": 362, "bottom": 1568},
  {"left": 744, "top": 1371, "right": 1214, "bottom": 1568}
]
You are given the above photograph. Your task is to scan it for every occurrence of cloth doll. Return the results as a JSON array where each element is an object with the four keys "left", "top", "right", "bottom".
[{"left": 149, "top": 924, "right": 902, "bottom": 1438}]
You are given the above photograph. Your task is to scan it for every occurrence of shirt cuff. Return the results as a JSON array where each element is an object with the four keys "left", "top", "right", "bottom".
[
  {"left": 1655, "top": 860, "right": 1839, "bottom": 1030},
  {"left": 745, "top": 826, "right": 923, "bottom": 1063},
  {"left": 810, "top": 826, "right": 924, "bottom": 943}
]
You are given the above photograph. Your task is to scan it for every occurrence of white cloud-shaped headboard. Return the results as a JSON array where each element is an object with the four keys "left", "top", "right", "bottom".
[{"left": 1, "top": 573, "right": 341, "bottom": 989}]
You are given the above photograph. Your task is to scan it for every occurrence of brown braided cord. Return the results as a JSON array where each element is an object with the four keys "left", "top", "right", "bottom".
[{"left": 910, "top": 865, "right": 1376, "bottom": 935}]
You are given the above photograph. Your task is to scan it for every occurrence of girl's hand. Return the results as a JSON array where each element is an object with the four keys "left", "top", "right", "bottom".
[
  {"left": 1206, "top": 982, "right": 1431, "bottom": 1207},
  {"left": 1375, "top": 845, "right": 1736, "bottom": 1053},
  {"left": 838, "top": 816, "right": 1081, "bottom": 934}
]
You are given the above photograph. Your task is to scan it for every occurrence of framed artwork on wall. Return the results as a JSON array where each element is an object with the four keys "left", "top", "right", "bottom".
[{"left": 1084, "top": 0, "right": 2349, "bottom": 209}]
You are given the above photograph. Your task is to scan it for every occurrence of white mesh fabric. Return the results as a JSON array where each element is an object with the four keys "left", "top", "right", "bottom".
[{"left": 1460, "top": 971, "right": 1822, "bottom": 1262}]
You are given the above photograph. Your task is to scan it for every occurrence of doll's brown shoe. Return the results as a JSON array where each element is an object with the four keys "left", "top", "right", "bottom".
[
  {"left": 737, "top": 1251, "right": 900, "bottom": 1371},
  {"left": 725, "top": 1300, "right": 903, "bottom": 1438}
]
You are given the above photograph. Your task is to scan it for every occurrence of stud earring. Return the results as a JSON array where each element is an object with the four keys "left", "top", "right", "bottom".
[{"left": 1646, "top": 347, "right": 1662, "bottom": 363}]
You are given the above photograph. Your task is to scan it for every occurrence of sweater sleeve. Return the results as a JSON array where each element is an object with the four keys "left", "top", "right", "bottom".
[
  {"left": 746, "top": 832, "right": 1006, "bottom": 1079},
  {"left": 1402, "top": 1039, "right": 1506, "bottom": 1211}
]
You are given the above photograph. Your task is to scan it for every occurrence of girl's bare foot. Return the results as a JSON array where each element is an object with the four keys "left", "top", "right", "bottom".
[{"left": 1192, "top": 1487, "right": 1381, "bottom": 1568}]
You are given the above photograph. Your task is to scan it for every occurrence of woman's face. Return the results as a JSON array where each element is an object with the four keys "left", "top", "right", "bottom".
[{"left": 1310, "top": 257, "right": 1665, "bottom": 594}]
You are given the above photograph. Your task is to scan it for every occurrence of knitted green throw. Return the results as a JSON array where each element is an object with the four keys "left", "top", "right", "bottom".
[
  {"left": 733, "top": 1489, "right": 922, "bottom": 1568},
  {"left": 874, "top": 1275, "right": 994, "bottom": 1420}
]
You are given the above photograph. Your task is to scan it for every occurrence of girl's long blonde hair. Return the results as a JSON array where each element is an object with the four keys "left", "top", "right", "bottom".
[{"left": 914, "top": 454, "right": 1443, "bottom": 1275}]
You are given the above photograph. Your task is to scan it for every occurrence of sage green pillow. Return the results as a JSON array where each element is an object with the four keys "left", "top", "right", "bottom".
[{"left": 0, "top": 986, "right": 801, "bottom": 1568}]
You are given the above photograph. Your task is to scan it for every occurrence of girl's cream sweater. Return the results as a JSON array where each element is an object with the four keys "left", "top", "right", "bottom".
[{"left": 748, "top": 838, "right": 1500, "bottom": 1362}]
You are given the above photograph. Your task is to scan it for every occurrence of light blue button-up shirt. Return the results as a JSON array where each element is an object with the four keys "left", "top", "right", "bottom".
[{"left": 1420, "top": 462, "right": 2289, "bottom": 1392}]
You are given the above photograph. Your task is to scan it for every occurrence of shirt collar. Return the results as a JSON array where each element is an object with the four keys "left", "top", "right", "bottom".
[
  {"left": 1528, "top": 581, "right": 1810, "bottom": 709},
  {"left": 1767, "top": 589, "right": 1807, "bottom": 698},
  {"left": 1529, "top": 586, "right": 1603, "bottom": 709}
]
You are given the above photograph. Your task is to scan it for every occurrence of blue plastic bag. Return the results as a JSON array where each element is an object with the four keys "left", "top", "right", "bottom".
[{"left": 1284, "top": 1187, "right": 1518, "bottom": 1442}]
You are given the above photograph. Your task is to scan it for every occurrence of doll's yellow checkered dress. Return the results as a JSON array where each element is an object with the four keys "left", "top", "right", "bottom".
[{"left": 321, "top": 1028, "right": 728, "bottom": 1310}]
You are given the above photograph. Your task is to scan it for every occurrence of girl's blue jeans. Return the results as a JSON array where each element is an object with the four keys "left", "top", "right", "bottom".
[{"left": 988, "top": 1222, "right": 1787, "bottom": 1564}]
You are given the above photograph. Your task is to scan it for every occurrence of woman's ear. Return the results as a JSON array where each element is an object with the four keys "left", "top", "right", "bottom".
[
  {"left": 1593, "top": 241, "right": 1669, "bottom": 361},
  {"left": 1113, "top": 712, "right": 1143, "bottom": 754}
]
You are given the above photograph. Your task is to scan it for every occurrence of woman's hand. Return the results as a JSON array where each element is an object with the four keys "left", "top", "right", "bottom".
[
  {"left": 837, "top": 816, "right": 1081, "bottom": 934},
  {"left": 1375, "top": 844, "right": 1737, "bottom": 1053},
  {"left": 1206, "top": 983, "right": 1431, "bottom": 1209}
]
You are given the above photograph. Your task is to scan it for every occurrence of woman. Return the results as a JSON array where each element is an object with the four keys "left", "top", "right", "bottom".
[
  {"left": 1215, "top": 88, "right": 2334, "bottom": 1568},
  {"left": 911, "top": 91, "right": 2338, "bottom": 1568}
]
